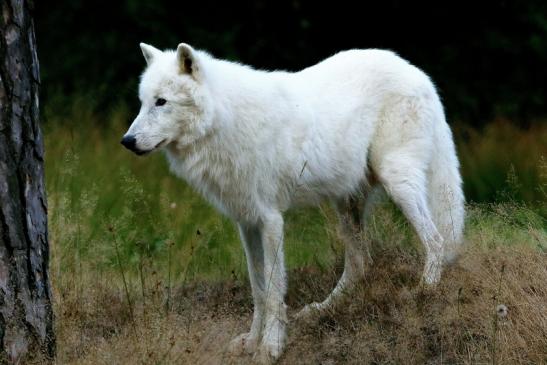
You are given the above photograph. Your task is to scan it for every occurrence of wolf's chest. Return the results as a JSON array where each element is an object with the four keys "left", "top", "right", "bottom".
[{"left": 165, "top": 150, "right": 257, "bottom": 220}]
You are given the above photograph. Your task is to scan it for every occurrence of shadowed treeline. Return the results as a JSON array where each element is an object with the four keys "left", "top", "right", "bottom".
[
  {"left": 35, "top": 2, "right": 547, "bottom": 209},
  {"left": 36, "top": 1, "right": 547, "bottom": 125}
]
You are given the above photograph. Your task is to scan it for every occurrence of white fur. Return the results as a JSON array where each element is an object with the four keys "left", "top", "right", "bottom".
[{"left": 123, "top": 43, "right": 465, "bottom": 363}]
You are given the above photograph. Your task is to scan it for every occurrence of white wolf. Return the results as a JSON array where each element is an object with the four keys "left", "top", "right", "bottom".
[{"left": 122, "top": 43, "right": 464, "bottom": 363}]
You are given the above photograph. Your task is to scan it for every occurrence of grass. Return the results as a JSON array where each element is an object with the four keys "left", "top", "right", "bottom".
[
  {"left": 455, "top": 120, "right": 547, "bottom": 212},
  {"left": 43, "top": 100, "right": 546, "bottom": 363},
  {"left": 50, "top": 204, "right": 547, "bottom": 364}
]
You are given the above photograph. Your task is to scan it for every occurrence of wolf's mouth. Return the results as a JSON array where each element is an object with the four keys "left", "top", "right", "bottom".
[
  {"left": 154, "top": 138, "right": 168, "bottom": 149},
  {"left": 135, "top": 149, "right": 149, "bottom": 156},
  {"left": 135, "top": 139, "right": 168, "bottom": 156}
]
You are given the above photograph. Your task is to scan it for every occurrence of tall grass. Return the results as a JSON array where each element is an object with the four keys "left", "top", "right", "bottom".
[
  {"left": 455, "top": 120, "right": 547, "bottom": 215},
  {"left": 43, "top": 98, "right": 546, "bottom": 364}
]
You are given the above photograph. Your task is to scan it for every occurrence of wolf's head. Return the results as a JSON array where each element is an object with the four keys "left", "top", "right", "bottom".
[{"left": 121, "top": 43, "right": 213, "bottom": 155}]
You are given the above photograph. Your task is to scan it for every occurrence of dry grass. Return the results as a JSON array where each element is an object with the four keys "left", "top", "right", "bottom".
[
  {"left": 286, "top": 245, "right": 546, "bottom": 364},
  {"left": 52, "top": 207, "right": 547, "bottom": 365}
]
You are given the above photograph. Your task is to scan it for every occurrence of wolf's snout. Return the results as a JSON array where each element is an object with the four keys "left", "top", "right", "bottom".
[{"left": 120, "top": 135, "right": 137, "bottom": 151}]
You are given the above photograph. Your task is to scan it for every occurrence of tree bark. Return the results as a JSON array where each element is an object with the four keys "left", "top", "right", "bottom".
[{"left": 0, "top": 0, "right": 55, "bottom": 363}]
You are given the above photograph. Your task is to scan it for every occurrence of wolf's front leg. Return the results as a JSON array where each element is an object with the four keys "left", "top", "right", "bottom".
[
  {"left": 229, "top": 223, "right": 265, "bottom": 355},
  {"left": 254, "top": 211, "right": 288, "bottom": 364}
]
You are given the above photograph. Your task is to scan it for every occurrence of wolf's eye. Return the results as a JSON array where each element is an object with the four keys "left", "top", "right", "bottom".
[{"left": 155, "top": 98, "right": 167, "bottom": 106}]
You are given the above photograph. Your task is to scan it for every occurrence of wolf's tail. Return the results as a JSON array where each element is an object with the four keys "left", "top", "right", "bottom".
[{"left": 427, "top": 106, "right": 465, "bottom": 263}]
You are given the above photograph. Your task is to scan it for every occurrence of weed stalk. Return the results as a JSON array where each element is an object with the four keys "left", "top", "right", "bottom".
[
  {"left": 491, "top": 263, "right": 505, "bottom": 365},
  {"left": 166, "top": 240, "right": 173, "bottom": 314},
  {"left": 109, "top": 225, "right": 138, "bottom": 339}
]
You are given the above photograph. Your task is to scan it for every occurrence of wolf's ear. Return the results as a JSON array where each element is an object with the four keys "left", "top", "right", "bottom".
[
  {"left": 177, "top": 43, "right": 200, "bottom": 79},
  {"left": 140, "top": 43, "right": 161, "bottom": 65}
]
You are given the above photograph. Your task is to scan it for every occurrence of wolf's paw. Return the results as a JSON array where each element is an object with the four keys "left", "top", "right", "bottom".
[
  {"left": 228, "top": 332, "right": 259, "bottom": 356},
  {"left": 422, "top": 260, "right": 442, "bottom": 286},
  {"left": 422, "top": 272, "right": 441, "bottom": 286},
  {"left": 252, "top": 319, "right": 286, "bottom": 364},
  {"left": 295, "top": 302, "right": 322, "bottom": 322},
  {"left": 253, "top": 339, "right": 284, "bottom": 364}
]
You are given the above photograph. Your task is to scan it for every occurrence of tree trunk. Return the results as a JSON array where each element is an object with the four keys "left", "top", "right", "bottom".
[{"left": 0, "top": 0, "right": 55, "bottom": 363}]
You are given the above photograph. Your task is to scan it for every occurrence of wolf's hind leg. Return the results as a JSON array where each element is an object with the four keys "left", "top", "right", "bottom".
[
  {"left": 297, "top": 186, "right": 381, "bottom": 319},
  {"left": 376, "top": 154, "right": 444, "bottom": 285}
]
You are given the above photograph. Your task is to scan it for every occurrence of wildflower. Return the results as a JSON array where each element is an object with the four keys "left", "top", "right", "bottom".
[
  {"left": 496, "top": 304, "right": 508, "bottom": 318},
  {"left": 170, "top": 202, "right": 177, "bottom": 209}
]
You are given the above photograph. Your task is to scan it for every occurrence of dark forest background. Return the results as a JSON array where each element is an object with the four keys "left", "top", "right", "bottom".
[
  {"left": 33, "top": 1, "right": 546, "bottom": 210},
  {"left": 36, "top": 0, "right": 547, "bottom": 126}
]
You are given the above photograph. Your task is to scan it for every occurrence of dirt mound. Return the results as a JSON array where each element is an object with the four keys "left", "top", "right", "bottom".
[{"left": 53, "top": 243, "right": 546, "bottom": 364}]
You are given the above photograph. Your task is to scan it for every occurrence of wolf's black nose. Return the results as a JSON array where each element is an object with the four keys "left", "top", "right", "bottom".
[{"left": 120, "top": 135, "right": 137, "bottom": 151}]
